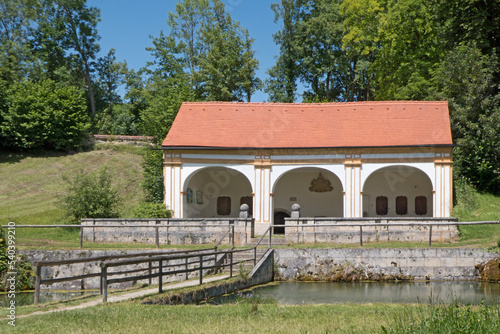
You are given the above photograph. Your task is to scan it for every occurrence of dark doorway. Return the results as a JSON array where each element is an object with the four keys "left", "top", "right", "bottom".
[{"left": 273, "top": 212, "right": 289, "bottom": 235}]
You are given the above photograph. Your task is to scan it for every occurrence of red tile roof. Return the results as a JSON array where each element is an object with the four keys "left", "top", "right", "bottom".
[{"left": 162, "top": 101, "right": 453, "bottom": 149}]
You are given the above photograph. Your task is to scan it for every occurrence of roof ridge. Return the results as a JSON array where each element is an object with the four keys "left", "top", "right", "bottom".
[{"left": 181, "top": 101, "right": 448, "bottom": 106}]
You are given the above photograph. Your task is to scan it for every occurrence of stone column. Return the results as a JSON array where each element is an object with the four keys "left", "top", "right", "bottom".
[
  {"left": 163, "top": 153, "right": 183, "bottom": 218},
  {"left": 344, "top": 157, "right": 362, "bottom": 218}
]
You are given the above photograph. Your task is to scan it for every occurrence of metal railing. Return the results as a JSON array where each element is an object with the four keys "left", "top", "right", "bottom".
[
  {"left": 2, "top": 224, "right": 237, "bottom": 249},
  {"left": 271, "top": 220, "right": 500, "bottom": 247}
]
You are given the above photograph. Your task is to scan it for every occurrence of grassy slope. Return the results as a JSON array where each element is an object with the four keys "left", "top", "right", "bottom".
[
  {"left": 0, "top": 144, "right": 146, "bottom": 248},
  {"left": 452, "top": 192, "right": 500, "bottom": 247}
]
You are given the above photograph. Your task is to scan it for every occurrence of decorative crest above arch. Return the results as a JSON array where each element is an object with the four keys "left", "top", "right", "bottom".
[{"left": 309, "top": 173, "right": 333, "bottom": 192}]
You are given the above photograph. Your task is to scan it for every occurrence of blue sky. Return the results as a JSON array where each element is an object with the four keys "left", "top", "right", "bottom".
[{"left": 87, "top": 0, "right": 282, "bottom": 102}]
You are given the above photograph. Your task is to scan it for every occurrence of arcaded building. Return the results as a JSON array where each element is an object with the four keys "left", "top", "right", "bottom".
[{"left": 162, "top": 101, "right": 453, "bottom": 232}]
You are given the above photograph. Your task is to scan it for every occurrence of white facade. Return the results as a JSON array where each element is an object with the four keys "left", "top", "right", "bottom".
[{"left": 163, "top": 148, "right": 453, "bottom": 232}]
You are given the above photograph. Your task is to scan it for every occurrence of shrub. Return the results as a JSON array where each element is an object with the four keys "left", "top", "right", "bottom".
[
  {"left": 0, "top": 227, "right": 35, "bottom": 291},
  {"left": 133, "top": 202, "right": 173, "bottom": 218},
  {"left": 0, "top": 79, "right": 90, "bottom": 150},
  {"left": 142, "top": 149, "right": 164, "bottom": 203},
  {"left": 60, "top": 167, "right": 120, "bottom": 222},
  {"left": 453, "top": 177, "right": 478, "bottom": 216}
]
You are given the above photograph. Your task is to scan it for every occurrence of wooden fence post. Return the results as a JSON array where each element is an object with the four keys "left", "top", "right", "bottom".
[
  {"left": 101, "top": 264, "right": 108, "bottom": 303},
  {"left": 34, "top": 264, "right": 41, "bottom": 305},
  {"left": 229, "top": 252, "right": 233, "bottom": 278},
  {"left": 158, "top": 259, "right": 163, "bottom": 293},
  {"left": 185, "top": 257, "right": 189, "bottom": 280},
  {"left": 148, "top": 258, "right": 152, "bottom": 286},
  {"left": 199, "top": 256, "right": 203, "bottom": 285}
]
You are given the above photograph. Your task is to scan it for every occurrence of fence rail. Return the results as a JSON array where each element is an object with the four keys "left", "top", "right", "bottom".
[
  {"left": 3, "top": 224, "right": 236, "bottom": 249},
  {"left": 273, "top": 220, "right": 500, "bottom": 247}
]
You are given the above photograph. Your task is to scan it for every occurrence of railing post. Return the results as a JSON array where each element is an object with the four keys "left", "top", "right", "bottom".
[
  {"left": 359, "top": 226, "right": 363, "bottom": 246},
  {"left": 185, "top": 257, "right": 189, "bottom": 280},
  {"left": 199, "top": 255, "right": 203, "bottom": 285},
  {"left": 231, "top": 225, "right": 235, "bottom": 249},
  {"left": 158, "top": 259, "right": 163, "bottom": 293},
  {"left": 99, "top": 261, "right": 104, "bottom": 295},
  {"left": 254, "top": 247, "right": 257, "bottom": 266},
  {"left": 268, "top": 228, "right": 272, "bottom": 249},
  {"left": 101, "top": 263, "right": 108, "bottom": 303},
  {"left": 79, "top": 227, "right": 83, "bottom": 249},
  {"left": 229, "top": 252, "right": 233, "bottom": 278},
  {"left": 148, "top": 257, "right": 152, "bottom": 286},
  {"left": 155, "top": 225, "right": 159, "bottom": 249},
  {"left": 428, "top": 225, "right": 433, "bottom": 247},
  {"left": 34, "top": 264, "right": 41, "bottom": 305}
]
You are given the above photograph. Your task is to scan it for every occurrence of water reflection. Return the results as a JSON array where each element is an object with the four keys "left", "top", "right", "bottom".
[{"left": 214, "top": 282, "right": 500, "bottom": 305}]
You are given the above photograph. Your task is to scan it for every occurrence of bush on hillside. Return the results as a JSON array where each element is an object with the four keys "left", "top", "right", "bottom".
[
  {"left": 142, "top": 149, "right": 164, "bottom": 203},
  {"left": 0, "top": 227, "right": 35, "bottom": 291},
  {"left": 133, "top": 202, "right": 173, "bottom": 218},
  {"left": 453, "top": 177, "right": 479, "bottom": 216},
  {"left": 60, "top": 167, "right": 120, "bottom": 222}
]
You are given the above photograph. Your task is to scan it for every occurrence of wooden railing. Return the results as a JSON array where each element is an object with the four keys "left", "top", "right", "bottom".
[
  {"left": 30, "top": 225, "right": 270, "bottom": 305},
  {"left": 99, "top": 247, "right": 256, "bottom": 302},
  {"left": 31, "top": 226, "right": 234, "bottom": 304}
]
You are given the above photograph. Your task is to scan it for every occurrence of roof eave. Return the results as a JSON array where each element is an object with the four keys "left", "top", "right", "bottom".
[{"left": 161, "top": 144, "right": 456, "bottom": 151}]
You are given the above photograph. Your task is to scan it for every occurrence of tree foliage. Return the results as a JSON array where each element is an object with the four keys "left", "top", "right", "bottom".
[
  {"left": 269, "top": 0, "right": 500, "bottom": 193},
  {"left": 0, "top": 227, "right": 35, "bottom": 292},
  {"left": 60, "top": 167, "right": 120, "bottom": 222},
  {"left": 0, "top": 79, "right": 90, "bottom": 150},
  {"left": 141, "top": 149, "right": 165, "bottom": 203}
]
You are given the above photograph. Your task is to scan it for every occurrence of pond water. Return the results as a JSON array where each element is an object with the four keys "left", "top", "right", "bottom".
[
  {"left": 213, "top": 281, "right": 500, "bottom": 305},
  {"left": 0, "top": 290, "right": 100, "bottom": 307}
]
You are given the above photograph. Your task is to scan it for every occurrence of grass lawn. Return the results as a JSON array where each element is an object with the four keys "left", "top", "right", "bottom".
[
  {"left": 0, "top": 301, "right": 404, "bottom": 333},
  {"left": 2, "top": 299, "right": 500, "bottom": 334}
]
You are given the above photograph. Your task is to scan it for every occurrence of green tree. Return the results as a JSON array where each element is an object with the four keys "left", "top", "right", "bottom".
[
  {"left": 141, "top": 149, "right": 165, "bottom": 203},
  {"left": 372, "top": 0, "right": 445, "bottom": 100},
  {"left": 151, "top": 0, "right": 260, "bottom": 101},
  {"left": 268, "top": 0, "right": 367, "bottom": 102},
  {"left": 94, "top": 48, "right": 128, "bottom": 114},
  {"left": 0, "top": 79, "right": 90, "bottom": 150},
  {"left": 195, "top": 0, "right": 260, "bottom": 101},
  {"left": 340, "top": 0, "right": 384, "bottom": 101},
  {"left": 266, "top": 0, "right": 300, "bottom": 102},
  {"left": 60, "top": 167, "right": 120, "bottom": 222},
  {"left": 36, "top": 0, "right": 101, "bottom": 120},
  {"left": 431, "top": 44, "right": 500, "bottom": 193}
]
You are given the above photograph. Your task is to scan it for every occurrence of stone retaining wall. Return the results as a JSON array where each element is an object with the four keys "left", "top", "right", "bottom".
[
  {"left": 81, "top": 218, "right": 254, "bottom": 245},
  {"left": 274, "top": 248, "right": 499, "bottom": 281},
  {"left": 21, "top": 250, "right": 216, "bottom": 290}
]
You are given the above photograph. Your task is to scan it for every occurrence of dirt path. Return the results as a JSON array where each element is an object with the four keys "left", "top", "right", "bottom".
[{"left": 18, "top": 275, "right": 230, "bottom": 318}]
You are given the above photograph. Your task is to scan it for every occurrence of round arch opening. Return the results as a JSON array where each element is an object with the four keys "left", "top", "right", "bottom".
[
  {"left": 362, "top": 165, "right": 433, "bottom": 217},
  {"left": 183, "top": 167, "right": 253, "bottom": 218},
  {"left": 273, "top": 167, "right": 343, "bottom": 219}
]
